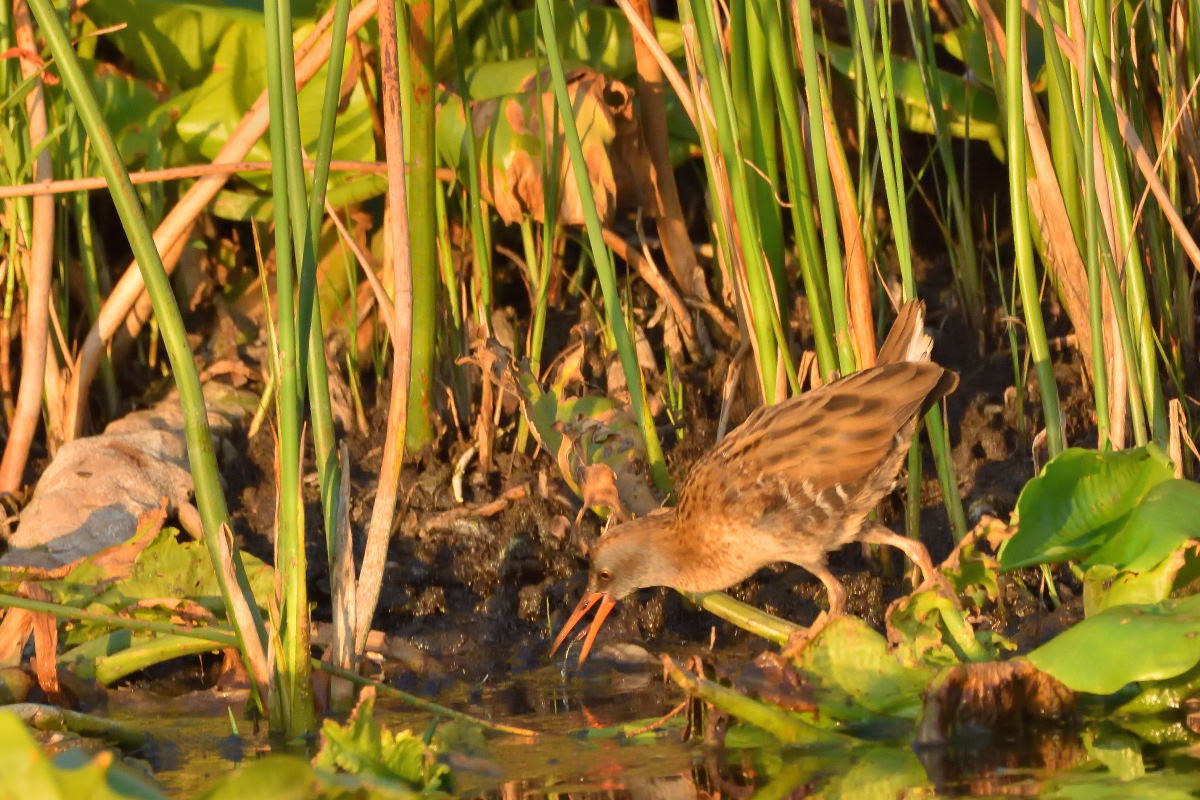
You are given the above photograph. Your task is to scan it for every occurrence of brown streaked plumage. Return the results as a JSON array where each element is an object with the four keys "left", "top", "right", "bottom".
[{"left": 550, "top": 300, "right": 958, "bottom": 665}]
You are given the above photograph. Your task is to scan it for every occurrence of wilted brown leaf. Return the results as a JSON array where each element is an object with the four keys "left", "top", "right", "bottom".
[
  {"left": 463, "top": 338, "right": 661, "bottom": 519},
  {"left": 450, "top": 68, "right": 648, "bottom": 227},
  {"left": 575, "top": 463, "right": 625, "bottom": 525},
  {"left": 0, "top": 608, "right": 34, "bottom": 668},
  {"left": 125, "top": 597, "right": 216, "bottom": 626}
]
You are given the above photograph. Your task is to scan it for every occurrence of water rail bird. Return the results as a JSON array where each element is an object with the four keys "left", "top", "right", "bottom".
[{"left": 550, "top": 300, "right": 959, "bottom": 665}]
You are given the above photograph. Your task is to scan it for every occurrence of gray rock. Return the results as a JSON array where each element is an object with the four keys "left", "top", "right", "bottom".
[{"left": 1, "top": 383, "right": 254, "bottom": 569}]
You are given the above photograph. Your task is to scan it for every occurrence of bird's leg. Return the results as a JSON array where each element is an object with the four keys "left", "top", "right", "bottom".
[
  {"left": 782, "top": 563, "right": 847, "bottom": 659},
  {"left": 861, "top": 524, "right": 958, "bottom": 605}
]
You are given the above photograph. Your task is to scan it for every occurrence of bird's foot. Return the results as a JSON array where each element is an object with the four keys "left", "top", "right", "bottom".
[{"left": 781, "top": 611, "right": 839, "bottom": 662}]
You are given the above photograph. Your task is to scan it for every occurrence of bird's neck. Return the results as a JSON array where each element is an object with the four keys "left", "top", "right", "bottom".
[{"left": 630, "top": 527, "right": 756, "bottom": 593}]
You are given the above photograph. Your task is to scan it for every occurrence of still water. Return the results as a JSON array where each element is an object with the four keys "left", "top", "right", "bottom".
[{"left": 104, "top": 659, "right": 1200, "bottom": 798}]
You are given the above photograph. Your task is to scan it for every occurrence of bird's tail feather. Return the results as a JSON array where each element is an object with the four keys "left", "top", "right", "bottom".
[{"left": 876, "top": 300, "right": 932, "bottom": 365}]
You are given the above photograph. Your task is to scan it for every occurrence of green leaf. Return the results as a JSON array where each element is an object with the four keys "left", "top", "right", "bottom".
[
  {"left": 463, "top": 3, "right": 683, "bottom": 78},
  {"left": 1028, "top": 594, "right": 1200, "bottom": 694},
  {"left": 80, "top": 63, "right": 169, "bottom": 169},
  {"left": 816, "top": 747, "right": 928, "bottom": 800},
  {"left": 85, "top": 531, "right": 273, "bottom": 618},
  {"left": 937, "top": 21, "right": 994, "bottom": 87},
  {"left": 83, "top": 1, "right": 246, "bottom": 91},
  {"left": 1082, "top": 546, "right": 1192, "bottom": 616},
  {"left": 194, "top": 756, "right": 316, "bottom": 800},
  {"left": 1116, "top": 660, "right": 1200, "bottom": 715},
  {"left": 1086, "top": 479, "right": 1200, "bottom": 571},
  {"left": 798, "top": 616, "right": 932, "bottom": 719},
  {"left": 1039, "top": 771, "right": 1200, "bottom": 800},
  {"left": 314, "top": 691, "right": 451, "bottom": 793},
  {"left": 1083, "top": 730, "right": 1145, "bottom": 780},
  {"left": 0, "top": 712, "right": 165, "bottom": 800},
  {"left": 174, "top": 22, "right": 375, "bottom": 188},
  {"left": 1000, "top": 446, "right": 1175, "bottom": 570}
]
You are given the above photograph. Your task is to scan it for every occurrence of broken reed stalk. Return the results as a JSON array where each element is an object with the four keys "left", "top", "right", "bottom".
[
  {"left": 0, "top": 160, "right": 439, "bottom": 200},
  {"left": 354, "top": 0, "right": 414, "bottom": 656},
  {"left": 680, "top": 591, "right": 799, "bottom": 644},
  {"left": 661, "top": 655, "right": 843, "bottom": 745}
]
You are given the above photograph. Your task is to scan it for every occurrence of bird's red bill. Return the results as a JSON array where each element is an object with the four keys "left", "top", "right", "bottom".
[{"left": 549, "top": 591, "right": 617, "bottom": 666}]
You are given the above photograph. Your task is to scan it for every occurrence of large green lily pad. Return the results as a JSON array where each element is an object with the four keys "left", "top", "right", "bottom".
[
  {"left": 1029, "top": 594, "right": 1200, "bottom": 694},
  {"left": 1000, "top": 445, "right": 1176, "bottom": 570}
]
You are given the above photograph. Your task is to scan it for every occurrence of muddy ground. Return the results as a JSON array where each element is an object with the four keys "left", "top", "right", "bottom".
[
  {"left": 212, "top": 282, "right": 1096, "bottom": 683},
  {"left": 49, "top": 135, "right": 1102, "bottom": 686}
]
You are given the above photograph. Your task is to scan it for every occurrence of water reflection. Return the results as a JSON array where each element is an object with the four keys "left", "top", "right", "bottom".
[{"left": 101, "top": 659, "right": 1188, "bottom": 798}]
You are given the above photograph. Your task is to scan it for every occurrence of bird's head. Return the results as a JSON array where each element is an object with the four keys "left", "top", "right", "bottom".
[{"left": 549, "top": 509, "right": 677, "bottom": 666}]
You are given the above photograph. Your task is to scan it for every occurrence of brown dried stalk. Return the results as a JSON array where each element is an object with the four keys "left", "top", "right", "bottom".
[
  {"left": 0, "top": 0, "right": 58, "bottom": 491},
  {"left": 353, "top": 0, "right": 413, "bottom": 656}
]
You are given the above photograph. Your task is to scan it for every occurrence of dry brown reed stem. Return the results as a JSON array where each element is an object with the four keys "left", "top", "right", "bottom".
[
  {"left": 624, "top": 0, "right": 705, "bottom": 302},
  {"left": 325, "top": 198, "right": 397, "bottom": 338},
  {"left": 353, "top": 0, "right": 413, "bottom": 657},
  {"left": 613, "top": 0, "right": 698, "bottom": 127},
  {"left": 0, "top": 1, "right": 58, "bottom": 492},
  {"left": 601, "top": 228, "right": 701, "bottom": 358},
  {"left": 62, "top": 0, "right": 379, "bottom": 440},
  {"left": 818, "top": 73, "right": 875, "bottom": 368},
  {"left": 0, "top": 160, "right": 458, "bottom": 200}
]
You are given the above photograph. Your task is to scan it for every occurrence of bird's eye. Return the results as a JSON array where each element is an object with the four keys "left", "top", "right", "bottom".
[{"left": 597, "top": 568, "right": 613, "bottom": 583}]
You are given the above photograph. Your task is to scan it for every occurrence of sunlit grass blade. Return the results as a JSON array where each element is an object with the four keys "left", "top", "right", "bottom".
[
  {"left": 1002, "top": 1, "right": 1064, "bottom": 457},
  {"left": 262, "top": 0, "right": 315, "bottom": 735}
]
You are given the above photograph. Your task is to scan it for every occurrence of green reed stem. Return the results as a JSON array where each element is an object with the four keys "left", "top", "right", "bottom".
[
  {"left": 404, "top": 0, "right": 438, "bottom": 452},
  {"left": 72, "top": 173, "right": 119, "bottom": 416},
  {"left": 1005, "top": 1, "right": 1064, "bottom": 457},
  {"left": 761, "top": 0, "right": 836, "bottom": 378},
  {"left": 901, "top": 0, "right": 984, "bottom": 332},
  {"left": 1099, "top": 127, "right": 1167, "bottom": 445},
  {"left": 304, "top": 0, "right": 350, "bottom": 563},
  {"left": 790, "top": 0, "right": 854, "bottom": 373},
  {"left": 263, "top": 0, "right": 315, "bottom": 736},
  {"left": 683, "top": 0, "right": 797, "bottom": 399},
  {"left": 448, "top": 0, "right": 493, "bottom": 326},
  {"left": 847, "top": 0, "right": 911, "bottom": 295},
  {"left": 1080, "top": 0, "right": 1109, "bottom": 446},
  {"left": 736, "top": 0, "right": 786, "bottom": 310}
]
